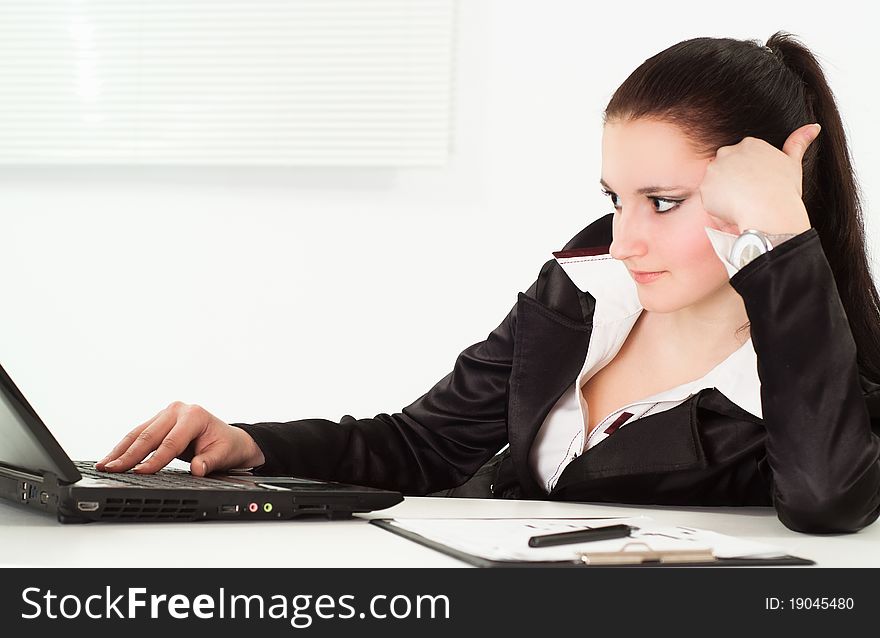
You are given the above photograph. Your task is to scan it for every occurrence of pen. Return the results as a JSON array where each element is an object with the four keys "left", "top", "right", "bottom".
[{"left": 527, "top": 524, "right": 636, "bottom": 548}]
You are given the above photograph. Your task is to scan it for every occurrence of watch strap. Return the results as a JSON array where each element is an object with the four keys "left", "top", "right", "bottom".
[
  {"left": 730, "top": 229, "right": 798, "bottom": 272},
  {"left": 764, "top": 232, "right": 798, "bottom": 247}
]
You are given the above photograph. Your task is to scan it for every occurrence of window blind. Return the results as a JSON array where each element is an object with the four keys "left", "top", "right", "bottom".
[{"left": 0, "top": 0, "right": 456, "bottom": 166}]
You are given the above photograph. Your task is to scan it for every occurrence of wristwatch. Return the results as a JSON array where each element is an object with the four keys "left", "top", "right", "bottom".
[{"left": 729, "top": 229, "right": 797, "bottom": 270}]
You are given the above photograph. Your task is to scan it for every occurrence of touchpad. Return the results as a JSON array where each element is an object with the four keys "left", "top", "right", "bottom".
[{"left": 257, "top": 478, "right": 330, "bottom": 490}]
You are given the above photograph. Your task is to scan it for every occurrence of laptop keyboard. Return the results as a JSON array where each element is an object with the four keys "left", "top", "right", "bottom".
[{"left": 75, "top": 461, "right": 250, "bottom": 490}]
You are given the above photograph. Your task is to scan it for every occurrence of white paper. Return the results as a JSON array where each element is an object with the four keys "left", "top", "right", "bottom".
[{"left": 385, "top": 516, "right": 789, "bottom": 563}]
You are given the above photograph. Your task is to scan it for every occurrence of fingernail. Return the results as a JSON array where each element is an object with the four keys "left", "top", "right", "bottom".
[
  {"left": 133, "top": 463, "right": 144, "bottom": 471},
  {"left": 813, "top": 123, "right": 821, "bottom": 134},
  {"left": 105, "top": 460, "right": 119, "bottom": 469}
]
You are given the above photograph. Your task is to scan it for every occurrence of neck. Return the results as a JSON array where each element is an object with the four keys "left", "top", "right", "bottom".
[{"left": 644, "top": 283, "right": 750, "bottom": 360}]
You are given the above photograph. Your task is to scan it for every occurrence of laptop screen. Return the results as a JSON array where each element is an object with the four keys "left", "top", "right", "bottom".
[
  {"left": 0, "top": 388, "right": 68, "bottom": 476},
  {"left": 0, "top": 363, "right": 80, "bottom": 482}
]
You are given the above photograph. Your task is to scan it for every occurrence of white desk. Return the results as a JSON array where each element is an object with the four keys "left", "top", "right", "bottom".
[{"left": 1, "top": 497, "right": 876, "bottom": 567}]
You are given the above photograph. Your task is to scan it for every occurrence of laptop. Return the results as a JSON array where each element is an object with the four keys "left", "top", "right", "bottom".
[{"left": 0, "top": 362, "right": 403, "bottom": 523}]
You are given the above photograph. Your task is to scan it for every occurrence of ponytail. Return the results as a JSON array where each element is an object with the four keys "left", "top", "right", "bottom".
[{"left": 767, "top": 32, "right": 880, "bottom": 381}]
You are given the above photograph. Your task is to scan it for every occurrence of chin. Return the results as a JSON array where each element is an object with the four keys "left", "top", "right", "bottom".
[{"left": 636, "top": 295, "right": 685, "bottom": 314}]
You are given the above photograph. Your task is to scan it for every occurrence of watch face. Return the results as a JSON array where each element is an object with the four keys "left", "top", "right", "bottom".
[
  {"left": 736, "top": 243, "right": 764, "bottom": 269},
  {"left": 730, "top": 231, "right": 773, "bottom": 269}
]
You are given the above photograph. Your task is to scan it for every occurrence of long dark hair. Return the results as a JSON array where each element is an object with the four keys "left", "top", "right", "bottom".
[{"left": 603, "top": 31, "right": 880, "bottom": 382}]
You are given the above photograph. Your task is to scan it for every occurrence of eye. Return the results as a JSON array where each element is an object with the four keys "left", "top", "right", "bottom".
[
  {"left": 600, "top": 188, "right": 621, "bottom": 210},
  {"left": 600, "top": 189, "right": 682, "bottom": 214},
  {"left": 654, "top": 197, "right": 681, "bottom": 213}
]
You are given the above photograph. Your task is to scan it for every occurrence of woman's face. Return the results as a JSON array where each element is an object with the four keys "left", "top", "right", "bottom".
[{"left": 602, "top": 118, "right": 731, "bottom": 313}]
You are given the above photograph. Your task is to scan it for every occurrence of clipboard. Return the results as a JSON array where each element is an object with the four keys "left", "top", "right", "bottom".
[{"left": 370, "top": 519, "right": 815, "bottom": 567}]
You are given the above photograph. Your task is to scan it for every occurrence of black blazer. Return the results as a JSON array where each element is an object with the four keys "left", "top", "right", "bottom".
[{"left": 232, "top": 213, "right": 880, "bottom": 534}]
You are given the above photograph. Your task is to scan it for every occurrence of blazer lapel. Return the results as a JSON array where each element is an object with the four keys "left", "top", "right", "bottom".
[
  {"left": 508, "top": 291, "right": 592, "bottom": 498},
  {"left": 548, "top": 393, "right": 711, "bottom": 498},
  {"left": 506, "top": 213, "right": 615, "bottom": 498}
]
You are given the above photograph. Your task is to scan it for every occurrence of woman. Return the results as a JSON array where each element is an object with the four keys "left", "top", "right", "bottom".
[{"left": 97, "top": 31, "right": 880, "bottom": 534}]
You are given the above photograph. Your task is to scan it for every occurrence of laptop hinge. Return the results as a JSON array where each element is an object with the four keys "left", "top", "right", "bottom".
[
  {"left": 0, "top": 464, "right": 44, "bottom": 483},
  {"left": 0, "top": 465, "right": 73, "bottom": 489}
]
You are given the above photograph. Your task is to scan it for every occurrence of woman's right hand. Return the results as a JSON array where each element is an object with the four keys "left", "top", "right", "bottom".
[{"left": 94, "top": 401, "right": 266, "bottom": 476}]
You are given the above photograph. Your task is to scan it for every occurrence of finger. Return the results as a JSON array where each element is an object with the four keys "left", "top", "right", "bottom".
[
  {"left": 132, "top": 410, "right": 209, "bottom": 474},
  {"left": 783, "top": 123, "right": 821, "bottom": 164},
  {"left": 190, "top": 442, "right": 227, "bottom": 477},
  {"left": 95, "top": 412, "right": 164, "bottom": 469},
  {"left": 101, "top": 410, "right": 176, "bottom": 472}
]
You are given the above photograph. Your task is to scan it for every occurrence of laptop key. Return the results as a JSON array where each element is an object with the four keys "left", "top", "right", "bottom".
[{"left": 75, "top": 461, "right": 249, "bottom": 489}]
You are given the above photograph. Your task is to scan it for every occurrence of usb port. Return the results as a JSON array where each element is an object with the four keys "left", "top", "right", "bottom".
[
  {"left": 218, "top": 504, "right": 240, "bottom": 515},
  {"left": 76, "top": 501, "right": 100, "bottom": 512}
]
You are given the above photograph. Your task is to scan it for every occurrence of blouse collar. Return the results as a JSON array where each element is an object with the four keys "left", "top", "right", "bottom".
[{"left": 551, "top": 238, "right": 762, "bottom": 419}]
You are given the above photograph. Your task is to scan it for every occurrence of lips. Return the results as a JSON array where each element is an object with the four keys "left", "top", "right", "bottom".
[{"left": 630, "top": 270, "right": 666, "bottom": 284}]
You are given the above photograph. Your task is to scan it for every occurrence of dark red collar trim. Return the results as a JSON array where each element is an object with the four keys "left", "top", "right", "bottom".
[{"left": 552, "top": 245, "right": 611, "bottom": 259}]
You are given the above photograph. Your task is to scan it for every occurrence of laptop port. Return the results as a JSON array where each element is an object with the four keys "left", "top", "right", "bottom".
[
  {"left": 76, "top": 501, "right": 100, "bottom": 512},
  {"left": 218, "top": 504, "right": 241, "bottom": 515}
]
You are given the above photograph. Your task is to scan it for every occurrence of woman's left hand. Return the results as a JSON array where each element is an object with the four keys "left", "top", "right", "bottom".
[{"left": 700, "top": 123, "right": 821, "bottom": 236}]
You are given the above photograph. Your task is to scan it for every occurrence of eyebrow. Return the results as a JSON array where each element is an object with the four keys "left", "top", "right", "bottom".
[{"left": 599, "top": 178, "right": 689, "bottom": 195}]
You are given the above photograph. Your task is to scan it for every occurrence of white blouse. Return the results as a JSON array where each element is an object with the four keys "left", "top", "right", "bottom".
[{"left": 528, "top": 226, "right": 763, "bottom": 494}]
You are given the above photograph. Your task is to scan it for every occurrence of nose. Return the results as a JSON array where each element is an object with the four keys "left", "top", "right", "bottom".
[{"left": 609, "top": 210, "right": 650, "bottom": 262}]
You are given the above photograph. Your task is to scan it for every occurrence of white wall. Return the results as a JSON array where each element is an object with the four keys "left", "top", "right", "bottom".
[{"left": 1, "top": 0, "right": 878, "bottom": 461}]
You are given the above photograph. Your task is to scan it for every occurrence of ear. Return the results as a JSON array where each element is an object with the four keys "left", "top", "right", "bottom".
[{"left": 783, "top": 123, "right": 821, "bottom": 164}]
